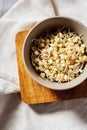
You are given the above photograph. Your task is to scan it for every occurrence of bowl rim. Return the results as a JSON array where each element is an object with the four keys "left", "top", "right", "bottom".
[{"left": 22, "top": 16, "right": 87, "bottom": 90}]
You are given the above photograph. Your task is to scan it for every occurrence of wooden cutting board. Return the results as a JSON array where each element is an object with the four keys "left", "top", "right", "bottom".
[{"left": 15, "top": 30, "right": 87, "bottom": 104}]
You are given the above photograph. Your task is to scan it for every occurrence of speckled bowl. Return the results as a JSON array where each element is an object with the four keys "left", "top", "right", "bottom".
[{"left": 22, "top": 16, "right": 87, "bottom": 90}]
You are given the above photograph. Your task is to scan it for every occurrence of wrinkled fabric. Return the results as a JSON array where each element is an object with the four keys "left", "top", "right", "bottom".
[{"left": 0, "top": 0, "right": 87, "bottom": 130}]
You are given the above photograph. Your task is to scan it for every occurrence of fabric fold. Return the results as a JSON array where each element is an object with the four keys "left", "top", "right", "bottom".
[
  {"left": 0, "top": 0, "right": 87, "bottom": 95},
  {"left": 0, "top": 1, "right": 87, "bottom": 130}
]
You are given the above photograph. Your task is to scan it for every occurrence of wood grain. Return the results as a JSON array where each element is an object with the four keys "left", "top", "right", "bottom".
[{"left": 15, "top": 30, "right": 87, "bottom": 104}]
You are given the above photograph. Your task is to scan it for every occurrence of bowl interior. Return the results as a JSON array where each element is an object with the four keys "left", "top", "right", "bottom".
[{"left": 23, "top": 17, "right": 87, "bottom": 90}]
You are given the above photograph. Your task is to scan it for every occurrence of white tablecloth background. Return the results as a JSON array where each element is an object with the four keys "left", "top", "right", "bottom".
[{"left": 0, "top": 0, "right": 87, "bottom": 130}]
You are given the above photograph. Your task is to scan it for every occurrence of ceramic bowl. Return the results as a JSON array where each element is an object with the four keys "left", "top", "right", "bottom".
[{"left": 23, "top": 16, "right": 87, "bottom": 90}]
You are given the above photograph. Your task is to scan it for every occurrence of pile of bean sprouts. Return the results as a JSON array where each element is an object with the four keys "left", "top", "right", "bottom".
[{"left": 30, "top": 30, "right": 87, "bottom": 83}]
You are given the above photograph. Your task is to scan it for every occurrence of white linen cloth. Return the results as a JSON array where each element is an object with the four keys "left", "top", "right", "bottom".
[{"left": 0, "top": 0, "right": 87, "bottom": 130}]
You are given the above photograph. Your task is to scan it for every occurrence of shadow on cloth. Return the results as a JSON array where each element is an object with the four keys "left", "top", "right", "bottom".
[
  {"left": 0, "top": 93, "right": 21, "bottom": 130},
  {"left": 0, "top": 93, "right": 87, "bottom": 130},
  {"left": 30, "top": 98, "right": 87, "bottom": 123},
  {"left": 30, "top": 80, "right": 87, "bottom": 123}
]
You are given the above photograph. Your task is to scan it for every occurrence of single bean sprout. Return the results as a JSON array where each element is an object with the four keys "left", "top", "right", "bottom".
[{"left": 30, "top": 29, "right": 87, "bottom": 83}]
